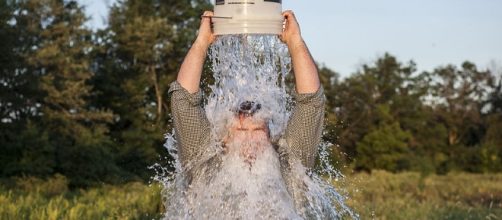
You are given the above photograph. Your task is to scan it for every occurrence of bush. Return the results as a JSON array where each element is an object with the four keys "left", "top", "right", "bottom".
[
  {"left": 335, "top": 170, "right": 502, "bottom": 219},
  {"left": 14, "top": 174, "right": 68, "bottom": 197},
  {"left": 0, "top": 178, "right": 162, "bottom": 220}
]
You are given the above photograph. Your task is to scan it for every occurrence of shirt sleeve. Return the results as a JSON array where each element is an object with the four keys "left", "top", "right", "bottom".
[
  {"left": 285, "top": 86, "right": 326, "bottom": 169},
  {"left": 168, "top": 81, "right": 211, "bottom": 167}
]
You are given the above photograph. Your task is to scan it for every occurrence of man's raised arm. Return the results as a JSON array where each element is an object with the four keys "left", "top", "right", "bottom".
[
  {"left": 177, "top": 11, "right": 216, "bottom": 93},
  {"left": 280, "top": 11, "right": 320, "bottom": 94},
  {"left": 281, "top": 11, "right": 325, "bottom": 169},
  {"left": 169, "top": 11, "right": 215, "bottom": 167}
]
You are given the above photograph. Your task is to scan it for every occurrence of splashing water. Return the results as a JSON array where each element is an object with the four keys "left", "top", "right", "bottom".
[
  {"left": 152, "top": 35, "right": 359, "bottom": 220},
  {"left": 206, "top": 35, "right": 292, "bottom": 142}
]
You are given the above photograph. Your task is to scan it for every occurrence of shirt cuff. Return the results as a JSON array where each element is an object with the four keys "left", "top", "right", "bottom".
[
  {"left": 292, "top": 86, "right": 325, "bottom": 106},
  {"left": 168, "top": 81, "right": 203, "bottom": 106}
]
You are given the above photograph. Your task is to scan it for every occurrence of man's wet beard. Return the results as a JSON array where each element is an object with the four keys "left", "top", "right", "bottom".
[
  {"left": 226, "top": 134, "right": 270, "bottom": 167},
  {"left": 184, "top": 135, "right": 300, "bottom": 219}
]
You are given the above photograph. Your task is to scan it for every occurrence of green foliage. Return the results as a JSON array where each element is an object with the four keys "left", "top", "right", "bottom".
[
  {"left": 332, "top": 54, "right": 428, "bottom": 162},
  {"left": 329, "top": 53, "right": 501, "bottom": 174},
  {"left": 1, "top": 0, "right": 210, "bottom": 185},
  {"left": 428, "top": 62, "right": 493, "bottom": 147},
  {"left": 0, "top": 175, "right": 162, "bottom": 219},
  {"left": 2, "top": 121, "right": 54, "bottom": 177},
  {"left": 478, "top": 113, "right": 502, "bottom": 172},
  {"left": 2, "top": 173, "right": 501, "bottom": 219},
  {"left": 0, "top": 0, "right": 42, "bottom": 136},
  {"left": 337, "top": 171, "right": 502, "bottom": 219},
  {"left": 90, "top": 0, "right": 212, "bottom": 180},
  {"left": 1, "top": 0, "right": 501, "bottom": 187},
  {"left": 17, "top": 0, "right": 119, "bottom": 187},
  {"left": 355, "top": 105, "right": 412, "bottom": 172},
  {"left": 480, "top": 143, "right": 502, "bottom": 172},
  {"left": 1, "top": 0, "right": 51, "bottom": 177},
  {"left": 318, "top": 65, "right": 340, "bottom": 140},
  {"left": 481, "top": 80, "right": 502, "bottom": 173}
]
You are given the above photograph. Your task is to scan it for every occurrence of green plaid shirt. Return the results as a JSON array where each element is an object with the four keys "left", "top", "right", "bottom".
[
  {"left": 168, "top": 80, "right": 325, "bottom": 169},
  {"left": 169, "top": 80, "right": 325, "bottom": 214}
]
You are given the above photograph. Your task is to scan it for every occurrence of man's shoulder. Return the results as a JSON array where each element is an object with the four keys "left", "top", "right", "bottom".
[{"left": 169, "top": 80, "right": 204, "bottom": 106}]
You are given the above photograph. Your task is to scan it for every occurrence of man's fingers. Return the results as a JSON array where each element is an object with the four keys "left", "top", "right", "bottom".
[
  {"left": 282, "top": 10, "right": 298, "bottom": 28},
  {"left": 201, "top": 11, "right": 214, "bottom": 22},
  {"left": 282, "top": 10, "right": 295, "bottom": 19},
  {"left": 202, "top": 11, "right": 214, "bottom": 17},
  {"left": 200, "top": 11, "right": 215, "bottom": 32},
  {"left": 282, "top": 10, "right": 294, "bottom": 15}
]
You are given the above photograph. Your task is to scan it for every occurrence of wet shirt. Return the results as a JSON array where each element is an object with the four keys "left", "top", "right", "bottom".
[
  {"left": 169, "top": 80, "right": 325, "bottom": 169},
  {"left": 168, "top": 80, "right": 325, "bottom": 212}
]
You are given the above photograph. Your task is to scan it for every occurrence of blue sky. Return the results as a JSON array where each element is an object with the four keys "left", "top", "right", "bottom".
[{"left": 78, "top": 0, "right": 502, "bottom": 77}]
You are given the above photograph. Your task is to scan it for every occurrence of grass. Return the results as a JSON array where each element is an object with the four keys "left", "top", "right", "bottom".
[
  {"left": 0, "top": 175, "right": 162, "bottom": 220},
  {"left": 1, "top": 171, "right": 501, "bottom": 219},
  {"left": 337, "top": 170, "right": 502, "bottom": 219}
]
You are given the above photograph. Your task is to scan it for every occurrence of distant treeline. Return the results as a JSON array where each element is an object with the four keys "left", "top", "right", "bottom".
[
  {"left": 320, "top": 57, "right": 501, "bottom": 174},
  {"left": 1, "top": 0, "right": 501, "bottom": 187}
]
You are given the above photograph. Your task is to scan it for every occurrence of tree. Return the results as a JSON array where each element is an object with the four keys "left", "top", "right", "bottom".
[
  {"left": 21, "top": 0, "right": 117, "bottom": 186},
  {"left": 479, "top": 63, "right": 502, "bottom": 172},
  {"left": 333, "top": 54, "right": 429, "bottom": 162},
  {"left": 355, "top": 104, "right": 412, "bottom": 172},
  {"left": 0, "top": 0, "right": 19, "bottom": 175},
  {"left": 0, "top": 0, "right": 49, "bottom": 176},
  {"left": 428, "top": 62, "right": 493, "bottom": 147},
  {"left": 91, "top": 0, "right": 211, "bottom": 179},
  {"left": 0, "top": 0, "right": 19, "bottom": 123}
]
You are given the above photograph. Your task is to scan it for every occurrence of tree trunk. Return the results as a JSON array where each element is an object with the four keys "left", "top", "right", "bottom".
[{"left": 150, "top": 66, "right": 163, "bottom": 124}]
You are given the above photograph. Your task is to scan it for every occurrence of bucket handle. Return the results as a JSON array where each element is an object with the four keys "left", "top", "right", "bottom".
[{"left": 202, "top": 15, "right": 233, "bottom": 19}]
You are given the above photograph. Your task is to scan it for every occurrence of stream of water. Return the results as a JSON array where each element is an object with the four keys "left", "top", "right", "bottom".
[{"left": 152, "top": 35, "right": 359, "bottom": 220}]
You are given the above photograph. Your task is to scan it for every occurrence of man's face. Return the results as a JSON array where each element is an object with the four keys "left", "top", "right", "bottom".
[{"left": 224, "top": 114, "right": 271, "bottom": 164}]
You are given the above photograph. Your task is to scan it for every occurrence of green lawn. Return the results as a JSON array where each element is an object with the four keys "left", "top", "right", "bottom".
[
  {"left": 0, "top": 175, "right": 162, "bottom": 220},
  {"left": 337, "top": 170, "right": 502, "bottom": 220},
  {"left": 1, "top": 171, "right": 501, "bottom": 219}
]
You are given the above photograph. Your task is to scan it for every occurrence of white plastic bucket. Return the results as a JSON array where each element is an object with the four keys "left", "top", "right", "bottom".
[{"left": 213, "top": 0, "right": 283, "bottom": 35}]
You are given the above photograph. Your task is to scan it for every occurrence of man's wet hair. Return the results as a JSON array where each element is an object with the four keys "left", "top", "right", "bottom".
[{"left": 237, "top": 101, "right": 262, "bottom": 117}]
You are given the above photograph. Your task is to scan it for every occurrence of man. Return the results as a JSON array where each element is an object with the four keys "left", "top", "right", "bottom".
[{"left": 168, "top": 10, "right": 325, "bottom": 218}]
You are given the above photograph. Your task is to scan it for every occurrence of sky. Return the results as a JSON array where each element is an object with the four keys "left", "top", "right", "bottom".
[{"left": 78, "top": 0, "right": 502, "bottom": 77}]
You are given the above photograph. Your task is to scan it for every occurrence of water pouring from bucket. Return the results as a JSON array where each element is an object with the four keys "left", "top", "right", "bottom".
[{"left": 151, "top": 2, "right": 360, "bottom": 219}]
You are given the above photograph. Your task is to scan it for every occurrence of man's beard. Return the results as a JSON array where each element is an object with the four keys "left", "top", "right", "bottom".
[
  {"left": 184, "top": 134, "right": 299, "bottom": 220},
  {"left": 225, "top": 134, "right": 272, "bottom": 166}
]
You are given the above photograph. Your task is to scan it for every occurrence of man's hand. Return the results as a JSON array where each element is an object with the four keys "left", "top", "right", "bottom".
[
  {"left": 177, "top": 11, "right": 215, "bottom": 93},
  {"left": 195, "top": 11, "right": 216, "bottom": 49},
  {"left": 280, "top": 10, "right": 320, "bottom": 94},
  {"left": 280, "top": 10, "right": 303, "bottom": 48}
]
